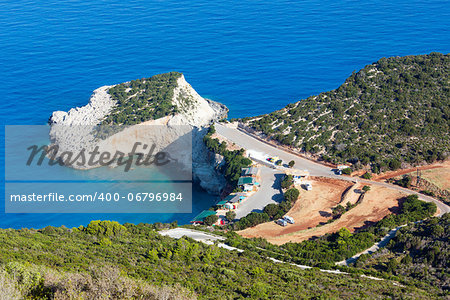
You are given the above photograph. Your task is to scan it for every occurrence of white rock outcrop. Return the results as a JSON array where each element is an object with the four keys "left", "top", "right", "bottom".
[{"left": 48, "top": 74, "right": 228, "bottom": 194}]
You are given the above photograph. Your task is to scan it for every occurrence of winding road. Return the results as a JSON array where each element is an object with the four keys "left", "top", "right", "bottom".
[{"left": 215, "top": 122, "right": 450, "bottom": 217}]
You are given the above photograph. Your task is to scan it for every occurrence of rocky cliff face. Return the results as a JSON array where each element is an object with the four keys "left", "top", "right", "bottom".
[{"left": 49, "top": 74, "right": 227, "bottom": 194}]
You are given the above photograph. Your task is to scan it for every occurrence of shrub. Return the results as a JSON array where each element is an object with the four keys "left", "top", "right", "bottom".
[
  {"left": 284, "top": 188, "right": 300, "bottom": 202},
  {"left": 342, "top": 168, "right": 352, "bottom": 175},
  {"left": 225, "top": 211, "right": 236, "bottom": 222},
  {"left": 281, "top": 175, "right": 294, "bottom": 189},
  {"left": 361, "top": 172, "right": 372, "bottom": 179},
  {"left": 204, "top": 215, "right": 219, "bottom": 226}
]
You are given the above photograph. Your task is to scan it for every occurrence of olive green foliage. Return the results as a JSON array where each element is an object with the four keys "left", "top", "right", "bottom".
[
  {"left": 79, "top": 220, "right": 127, "bottom": 236},
  {"left": 0, "top": 262, "right": 194, "bottom": 300},
  {"left": 288, "top": 160, "right": 295, "bottom": 168},
  {"left": 362, "top": 185, "right": 371, "bottom": 192},
  {"left": 342, "top": 167, "right": 352, "bottom": 175},
  {"left": 102, "top": 72, "right": 182, "bottom": 125},
  {"left": 361, "top": 172, "right": 372, "bottom": 179},
  {"left": 204, "top": 215, "right": 219, "bottom": 226},
  {"left": 226, "top": 211, "right": 236, "bottom": 222},
  {"left": 394, "top": 175, "right": 412, "bottom": 188},
  {"left": 356, "top": 213, "right": 449, "bottom": 297},
  {"left": 280, "top": 174, "right": 294, "bottom": 189},
  {"left": 284, "top": 188, "right": 299, "bottom": 202},
  {"left": 246, "top": 53, "right": 450, "bottom": 171},
  {"left": 0, "top": 221, "right": 431, "bottom": 299},
  {"left": 226, "top": 195, "right": 436, "bottom": 267},
  {"left": 203, "top": 125, "right": 252, "bottom": 185}
]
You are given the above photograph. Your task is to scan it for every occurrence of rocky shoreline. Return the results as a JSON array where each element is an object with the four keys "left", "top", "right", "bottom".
[{"left": 48, "top": 74, "right": 228, "bottom": 194}]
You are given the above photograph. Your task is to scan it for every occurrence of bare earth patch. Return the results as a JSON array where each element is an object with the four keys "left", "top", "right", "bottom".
[
  {"left": 373, "top": 161, "right": 448, "bottom": 181},
  {"left": 238, "top": 177, "right": 352, "bottom": 243},
  {"left": 413, "top": 161, "right": 450, "bottom": 192},
  {"left": 238, "top": 181, "right": 407, "bottom": 245}
]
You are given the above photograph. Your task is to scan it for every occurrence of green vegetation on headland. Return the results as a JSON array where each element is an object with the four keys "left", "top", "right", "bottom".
[
  {"left": 102, "top": 72, "right": 182, "bottom": 125},
  {"left": 0, "top": 220, "right": 436, "bottom": 299},
  {"left": 244, "top": 53, "right": 449, "bottom": 171},
  {"left": 203, "top": 124, "right": 252, "bottom": 186}
]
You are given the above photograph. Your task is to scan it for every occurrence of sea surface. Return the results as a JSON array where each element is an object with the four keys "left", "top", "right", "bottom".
[{"left": 1, "top": 0, "right": 449, "bottom": 228}]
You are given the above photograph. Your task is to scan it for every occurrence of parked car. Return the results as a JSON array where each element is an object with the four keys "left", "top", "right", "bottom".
[
  {"left": 276, "top": 219, "right": 287, "bottom": 226},
  {"left": 335, "top": 169, "right": 342, "bottom": 175},
  {"left": 283, "top": 216, "right": 295, "bottom": 224}
]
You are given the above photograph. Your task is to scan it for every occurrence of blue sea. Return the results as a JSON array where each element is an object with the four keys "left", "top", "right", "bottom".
[{"left": 1, "top": 0, "right": 449, "bottom": 229}]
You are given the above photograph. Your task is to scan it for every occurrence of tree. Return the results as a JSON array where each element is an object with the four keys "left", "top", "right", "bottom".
[
  {"left": 332, "top": 205, "right": 346, "bottom": 218},
  {"left": 263, "top": 204, "right": 280, "bottom": 219},
  {"left": 284, "top": 188, "right": 299, "bottom": 202},
  {"left": 281, "top": 175, "right": 294, "bottom": 189},
  {"left": 361, "top": 172, "right": 372, "bottom": 179},
  {"left": 288, "top": 160, "right": 295, "bottom": 168},
  {"left": 342, "top": 168, "right": 352, "bottom": 175},
  {"left": 362, "top": 185, "right": 371, "bottom": 193},
  {"left": 226, "top": 211, "right": 236, "bottom": 222},
  {"left": 204, "top": 215, "right": 218, "bottom": 226},
  {"left": 275, "top": 160, "right": 282, "bottom": 166},
  {"left": 389, "top": 159, "right": 402, "bottom": 170}
]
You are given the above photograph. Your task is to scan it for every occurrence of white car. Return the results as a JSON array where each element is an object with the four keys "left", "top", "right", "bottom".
[
  {"left": 283, "top": 216, "right": 295, "bottom": 224},
  {"left": 276, "top": 219, "right": 287, "bottom": 226}
]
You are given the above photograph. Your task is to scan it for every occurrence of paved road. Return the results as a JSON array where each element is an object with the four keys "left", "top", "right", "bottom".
[
  {"left": 215, "top": 123, "right": 450, "bottom": 217},
  {"left": 216, "top": 123, "right": 336, "bottom": 177},
  {"left": 235, "top": 167, "right": 284, "bottom": 218},
  {"left": 158, "top": 228, "right": 244, "bottom": 252}
]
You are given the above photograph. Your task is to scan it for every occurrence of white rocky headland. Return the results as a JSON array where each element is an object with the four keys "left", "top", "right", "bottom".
[{"left": 48, "top": 74, "right": 228, "bottom": 194}]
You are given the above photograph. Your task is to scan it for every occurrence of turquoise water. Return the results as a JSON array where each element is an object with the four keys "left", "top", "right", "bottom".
[{"left": 1, "top": 0, "right": 449, "bottom": 228}]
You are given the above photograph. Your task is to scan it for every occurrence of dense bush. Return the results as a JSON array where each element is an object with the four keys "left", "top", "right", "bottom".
[
  {"left": 281, "top": 174, "right": 294, "bottom": 189},
  {"left": 203, "top": 125, "right": 252, "bottom": 186}
]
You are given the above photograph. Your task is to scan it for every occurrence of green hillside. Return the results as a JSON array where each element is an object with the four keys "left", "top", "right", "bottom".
[
  {"left": 355, "top": 213, "right": 449, "bottom": 297},
  {"left": 244, "top": 53, "right": 449, "bottom": 171},
  {"left": 0, "top": 221, "right": 434, "bottom": 299}
]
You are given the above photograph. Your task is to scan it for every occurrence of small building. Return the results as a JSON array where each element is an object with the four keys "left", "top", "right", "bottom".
[
  {"left": 224, "top": 194, "right": 241, "bottom": 204},
  {"left": 238, "top": 176, "right": 256, "bottom": 186},
  {"left": 241, "top": 166, "right": 260, "bottom": 177},
  {"left": 191, "top": 210, "right": 217, "bottom": 224},
  {"left": 216, "top": 200, "right": 228, "bottom": 207}
]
